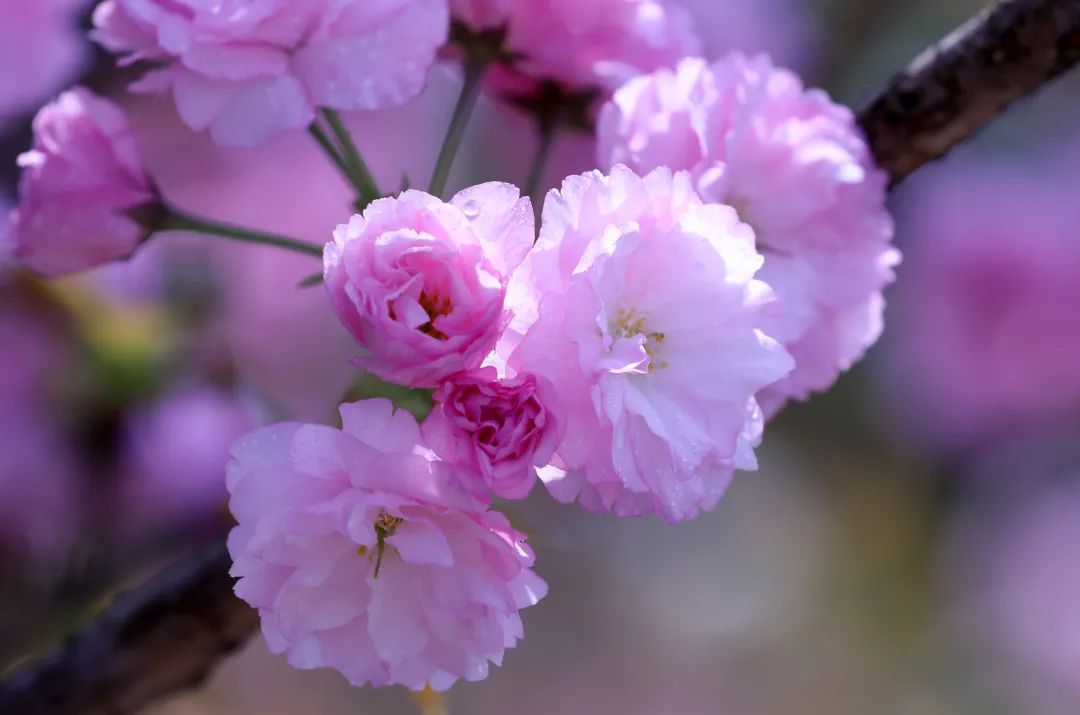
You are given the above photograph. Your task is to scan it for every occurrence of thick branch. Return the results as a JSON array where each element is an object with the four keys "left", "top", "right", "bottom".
[
  {"left": 859, "top": 0, "right": 1080, "bottom": 185},
  {"left": 0, "top": 543, "right": 257, "bottom": 715},
  {"left": 2, "top": 2, "right": 1080, "bottom": 714}
]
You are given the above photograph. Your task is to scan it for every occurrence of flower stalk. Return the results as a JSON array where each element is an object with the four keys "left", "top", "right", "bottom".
[
  {"left": 428, "top": 51, "right": 492, "bottom": 198},
  {"left": 321, "top": 109, "right": 382, "bottom": 209},
  {"left": 162, "top": 208, "right": 324, "bottom": 258}
]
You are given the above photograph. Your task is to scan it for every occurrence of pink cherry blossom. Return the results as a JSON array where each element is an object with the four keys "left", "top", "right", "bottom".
[
  {"left": 93, "top": 0, "right": 449, "bottom": 146},
  {"left": 10, "top": 87, "right": 158, "bottom": 278},
  {"left": 227, "top": 398, "right": 546, "bottom": 690},
  {"left": 422, "top": 366, "right": 563, "bottom": 501},
  {"left": 0, "top": 0, "right": 87, "bottom": 127},
  {"left": 598, "top": 54, "right": 898, "bottom": 416},
  {"left": 324, "top": 183, "right": 534, "bottom": 387},
  {"left": 452, "top": 0, "right": 700, "bottom": 102},
  {"left": 503, "top": 166, "right": 793, "bottom": 523}
]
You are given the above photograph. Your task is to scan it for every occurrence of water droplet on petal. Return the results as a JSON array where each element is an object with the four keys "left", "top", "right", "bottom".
[{"left": 461, "top": 199, "right": 481, "bottom": 219}]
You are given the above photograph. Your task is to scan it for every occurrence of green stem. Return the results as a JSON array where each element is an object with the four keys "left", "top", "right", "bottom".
[
  {"left": 297, "top": 270, "right": 324, "bottom": 288},
  {"left": 428, "top": 52, "right": 491, "bottom": 198},
  {"left": 322, "top": 109, "right": 381, "bottom": 207},
  {"left": 163, "top": 208, "right": 323, "bottom": 258},
  {"left": 308, "top": 123, "right": 353, "bottom": 180},
  {"left": 523, "top": 119, "right": 559, "bottom": 211}
]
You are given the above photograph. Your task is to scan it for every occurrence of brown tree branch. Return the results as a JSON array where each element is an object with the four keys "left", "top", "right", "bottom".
[
  {"left": 859, "top": 0, "right": 1080, "bottom": 185},
  {"left": 2, "top": 1, "right": 1080, "bottom": 714},
  {"left": 0, "top": 543, "right": 257, "bottom": 715}
]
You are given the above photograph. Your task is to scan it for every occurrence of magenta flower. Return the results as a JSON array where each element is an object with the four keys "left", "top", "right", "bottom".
[
  {"left": 324, "top": 183, "right": 534, "bottom": 387},
  {"left": 422, "top": 367, "right": 563, "bottom": 501},
  {"left": 598, "top": 54, "right": 898, "bottom": 415},
  {"left": 227, "top": 398, "right": 547, "bottom": 690},
  {"left": 10, "top": 87, "right": 158, "bottom": 278},
  {"left": 452, "top": 0, "right": 699, "bottom": 102},
  {"left": 503, "top": 166, "right": 793, "bottom": 523},
  {"left": 0, "top": 0, "right": 87, "bottom": 127},
  {"left": 93, "top": 0, "right": 449, "bottom": 146}
]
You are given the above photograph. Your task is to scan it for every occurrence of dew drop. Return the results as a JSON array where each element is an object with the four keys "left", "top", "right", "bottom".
[{"left": 461, "top": 199, "right": 481, "bottom": 219}]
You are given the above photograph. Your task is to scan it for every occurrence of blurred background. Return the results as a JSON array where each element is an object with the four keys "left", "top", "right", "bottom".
[{"left": 2, "top": 0, "right": 1080, "bottom": 713}]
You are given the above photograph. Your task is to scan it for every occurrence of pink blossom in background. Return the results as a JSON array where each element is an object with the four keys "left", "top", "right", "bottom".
[
  {"left": 422, "top": 367, "right": 563, "bottom": 501},
  {"left": 325, "top": 183, "right": 533, "bottom": 387},
  {"left": 504, "top": 166, "right": 792, "bottom": 523},
  {"left": 452, "top": 0, "right": 699, "bottom": 103},
  {"left": 0, "top": 0, "right": 87, "bottom": 127},
  {"left": 598, "top": 54, "right": 897, "bottom": 416},
  {"left": 10, "top": 88, "right": 157, "bottom": 277},
  {"left": 93, "top": 0, "right": 449, "bottom": 147},
  {"left": 228, "top": 398, "right": 546, "bottom": 690},
  {"left": 881, "top": 159, "right": 1080, "bottom": 453},
  {"left": 120, "top": 385, "right": 257, "bottom": 529}
]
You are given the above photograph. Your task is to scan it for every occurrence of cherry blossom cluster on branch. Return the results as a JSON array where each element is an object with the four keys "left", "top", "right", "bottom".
[{"left": 3, "top": 0, "right": 895, "bottom": 695}]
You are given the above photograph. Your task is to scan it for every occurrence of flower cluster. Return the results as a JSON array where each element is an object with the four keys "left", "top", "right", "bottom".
[
  {"left": 598, "top": 55, "right": 898, "bottom": 413},
  {"left": 4, "top": 0, "right": 896, "bottom": 696},
  {"left": 505, "top": 167, "right": 791, "bottom": 521},
  {"left": 228, "top": 399, "right": 545, "bottom": 690}
]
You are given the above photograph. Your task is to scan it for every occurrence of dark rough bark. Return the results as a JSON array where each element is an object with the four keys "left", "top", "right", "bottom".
[
  {"left": 0, "top": 544, "right": 257, "bottom": 715},
  {"left": 859, "top": 0, "right": 1080, "bottom": 185},
  {"left": 2, "top": 1, "right": 1080, "bottom": 714}
]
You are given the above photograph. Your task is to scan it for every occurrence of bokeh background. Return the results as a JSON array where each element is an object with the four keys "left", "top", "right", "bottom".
[{"left": 2, "top": 1, "right": 1080, "bottom": 713}]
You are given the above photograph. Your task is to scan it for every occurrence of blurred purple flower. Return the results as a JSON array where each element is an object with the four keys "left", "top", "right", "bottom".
[
  {"left": 0, "top": 0, "right": 88, "bottom": 127},
  {"left": 120, "top": 384, "right": 257, "bottom": 529},
  {"left": 881, "top": 158, "right": 1080, "bottom": 454}
]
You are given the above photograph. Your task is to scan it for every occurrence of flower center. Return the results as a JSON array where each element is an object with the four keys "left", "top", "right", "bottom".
[
  {"left": 358, "top": 511, "right": 404, "bottom": 578},
  {"left": 418, "top": 289, "right": 451, "bottom": 340},
  {"left": 612, "top": 307, "right": 668, "bottom": 371},
  {"left": 374, "top": 511, "right": 403, "bottom": 538}
]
